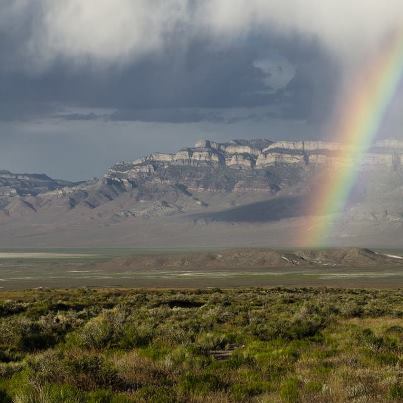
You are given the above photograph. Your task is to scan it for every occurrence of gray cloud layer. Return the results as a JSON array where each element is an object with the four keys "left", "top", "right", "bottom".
[
  {"left": 2, "top": 1, "right": 401, "bottom": 119},
  {"left": 0, "top": 13, "right": 338, "bottom": 123},
  {"left": 4, "top": 0, "right": 402, "bottom": 70}
]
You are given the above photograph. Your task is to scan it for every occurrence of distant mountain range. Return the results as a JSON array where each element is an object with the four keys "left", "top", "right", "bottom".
[
  {"left": 0, "top": 170, "right": 77, "bottom": 198},
  {"left": 2, "top": 139, "right": 403, "bottom": 248}
]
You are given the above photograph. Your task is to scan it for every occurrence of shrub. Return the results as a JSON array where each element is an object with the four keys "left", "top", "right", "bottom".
[
  {"left": 252, "top": 316, "right": 324, "bottom": 341},
  {"left": 0, "top": 389, "right": 12, "bottom": 403},
  {"left": 25, "top": 350, "right": 65, "bottom": 385},
  {"left": 134, "top": 386, "right": 177, "bottom": 403},
  {"left": 86, "top": 389, "right": 131, "bottom": 403},
  {"left": 389, "top": 382, "right": 403, "bottom": 400},
  {"left": 72, "top": 316, "right": 114, "bottom": 350},
  {"left": 231, "top": 380, "right": 270, "bottom": 401},
  {"left": 70, "top": 309, "right": 127, "bottom": 350},
  {"left": 18, "top": 321, "right": 57, "bottom": 352},
  {"left": 0, "top": 362, "right": 25, "bottom": 379},
  {"left": 113, "top": 351, "right": 171, "bottom": 389},
  {"left": 119, "top": 323, "right": 153, "bottom": 349},
  {"left": 194, "top": 333, "right": 236, "bottom": 354},
  {"left": 280, "top": 378, "right": 300, "bottom": 402},
  {"left": 0, "top": 349, "right": 24, "bottom": 364},
  {"left": 0, "top": 288, "right": 400, "bottom": 402},
  {"left": 13, "top": 383, "right": 84, "bottom": 403},
  {"left": 179, "top": 373, "right": 224, "bottom": 396},
  {"left": 0, "top": 301, "right": 26, "bottom": 317},
  {"left": 62, "top": 352, "right": 121, "bottom": 391}
]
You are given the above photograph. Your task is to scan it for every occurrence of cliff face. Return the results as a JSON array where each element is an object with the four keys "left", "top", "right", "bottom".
[
  {"left": 2, "top": 138, "right": 403, "bottom": 222},
  {"left": 3, "top": 138, "right": 402, "bottom": 205},
  {"left": 260, "top": 140, "right": 403, "bottom": 169},
  {"left": 97, "top": 138, "right": 403, "bottom": 218},
  {"left": 104, "top": 139, "right": 281, "bottom": 193},
  {"left": 105, "top": 138, "right": 403, "bottom": 188},
  {"left": 2, "top": 139, "right": 403, "bottom": 247},
  {"left": 0, "top": 170, "right": 75, "bottom": 197}
]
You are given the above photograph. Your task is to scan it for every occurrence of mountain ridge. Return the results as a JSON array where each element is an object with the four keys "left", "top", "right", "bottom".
[{"left": 2, "top": 138, "right": 403, "bottom": 248}]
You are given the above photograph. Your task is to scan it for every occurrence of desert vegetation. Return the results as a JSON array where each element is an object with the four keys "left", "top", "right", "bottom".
[{"left": 0, "top": 287, "right": 401, "bottom": 402}]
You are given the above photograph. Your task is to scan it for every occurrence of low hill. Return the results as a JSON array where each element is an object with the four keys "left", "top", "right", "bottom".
[{"left": 94, "top": 248, "right": 403, "bottom": 271}]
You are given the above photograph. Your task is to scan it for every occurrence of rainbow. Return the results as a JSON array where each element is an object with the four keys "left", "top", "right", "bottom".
[{"left": 303, "top": 29, "right": 403, "bottom": 247}]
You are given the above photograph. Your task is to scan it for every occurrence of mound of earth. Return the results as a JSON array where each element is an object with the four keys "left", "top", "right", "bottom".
[
  {"left": 95, "top": 248, "right": 402, "bottom": 271},
  {"left": 295, "top": 248, "right": 399, "bottom": 266}
]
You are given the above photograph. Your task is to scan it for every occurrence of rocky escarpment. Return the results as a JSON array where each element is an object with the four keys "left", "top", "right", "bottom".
[
  {"left": 0, "top": 170, "right": 82, "bottom": 214},
  {"left": 107, "top": 138, "right": 403, "bottom": 178},
  {"left": 2, "top": 138, "right": 403, "bottom": 248},
  {"left": 0, "top": 170, "right": 74, "bottom": 197},
  {"left": 104, "top": 138, "right": 403, "bottom": 192},
  {"left": 92, "top": 138, "right": 403, "bottom": 220},
  {"left": 257, "top": 140, "right": 403, "bottom": 169},
  {"left": 3, "top": 138, "right": 403, "bottom": 222},
  {"left": 104, "top": 139, "right": 281, "bottom": 193}
]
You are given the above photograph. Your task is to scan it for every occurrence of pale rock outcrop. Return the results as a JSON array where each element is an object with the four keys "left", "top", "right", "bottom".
[
  {"left": 98, "top": 137, "right": 403, "bottom": 199},
  {"left": 220, "top": 144, "right": 261, "bottom": 156},
  {"left": 263, "top": 141, "right": 348, "bottom": 153},
  {"left": 361, "top": 153, "right": 394, "bottom": 167},
  {"left": 196, "top": 139, "right": 271, "bottom": 157},
  {"left": 0, "top": 170, "right": 75, "bottom": 197},
  {"left": 195, "top": 139, "right": 218, "bottom": 149},
  {"left": 307, "top": 151, "right": 397, "bottom": 168},
  {"left": 0, "top": 187, "right": 18, "bottom": 197},
  {"left": 375, "top": 139, "right": 403, "bottom": 150},
  {"left": 256, "top": 152, "right": 306, "bottom": 167},
  {"left": 131, "top": 139, "right": 272, "bottom": 170},
  {"left": 258, "top": 140, "right": 403, "bottom": 169},
  {"left": 173, "top": 148, "right": 224, "bottom": 166},
  {"left": 226, "top": 154, "right": 255, "bottom": 169},
  {"left": 147, "top": 153, "right": 175, "bottom": 164}
]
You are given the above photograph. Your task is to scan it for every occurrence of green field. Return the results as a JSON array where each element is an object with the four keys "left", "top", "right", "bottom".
[{"left": 0, "top": 287, "right": 401, "bottom": 402}]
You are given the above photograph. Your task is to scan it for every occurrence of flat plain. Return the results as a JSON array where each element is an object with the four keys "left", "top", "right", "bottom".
[{"left": 0, "top": 248, "right": 402, "bottom": 290}]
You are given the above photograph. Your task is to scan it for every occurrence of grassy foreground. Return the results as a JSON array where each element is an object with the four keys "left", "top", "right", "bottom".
[{"left": 0, "top": 288, "right": 401, "bottom": 402}]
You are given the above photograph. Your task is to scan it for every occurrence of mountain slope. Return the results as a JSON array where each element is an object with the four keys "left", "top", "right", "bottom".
[{"left": 2, "top": 138, "right": 403, "bottom": 247}]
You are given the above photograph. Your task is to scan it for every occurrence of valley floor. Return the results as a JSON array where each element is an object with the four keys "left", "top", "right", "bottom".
[
  {"left": 0, "top": 288, "right": 402, "bottom": 402},
  {"left": 0, "top": 248, "right": 402, "bottom": 290}
]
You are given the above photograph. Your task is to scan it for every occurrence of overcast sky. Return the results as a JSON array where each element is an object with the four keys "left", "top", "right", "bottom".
[{"left": 1, "top": 1, "right": 403, "bottom": 180}]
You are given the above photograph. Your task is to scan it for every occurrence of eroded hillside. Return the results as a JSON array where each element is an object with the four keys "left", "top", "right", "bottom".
[{"left": 2, "top": 139, "right": 403, "bottom": 247}]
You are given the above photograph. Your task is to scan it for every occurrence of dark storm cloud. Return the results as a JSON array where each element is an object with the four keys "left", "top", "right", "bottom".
[
  {"left": 0, "top": 28, "right": 340, "bottom": 124},
  {"left": 0, "top": 0, "right": 401, "bottom": 125}
]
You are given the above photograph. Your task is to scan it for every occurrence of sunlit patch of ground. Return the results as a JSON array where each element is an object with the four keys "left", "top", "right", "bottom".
[{"left": 384, "top": 254, "right": 403, "bottom": 260}]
